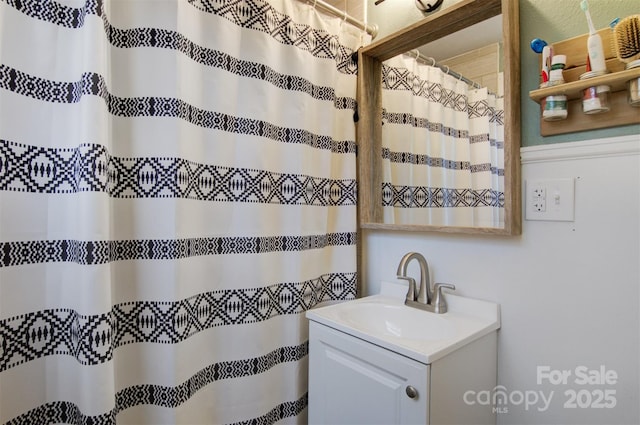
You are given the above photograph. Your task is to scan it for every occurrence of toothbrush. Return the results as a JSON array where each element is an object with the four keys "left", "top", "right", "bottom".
[{"left": 580, "top": 0, "right": 607, "bottom": 72}]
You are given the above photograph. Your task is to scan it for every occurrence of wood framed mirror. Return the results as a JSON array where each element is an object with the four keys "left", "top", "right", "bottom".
[{"left": 357, "top": 0, "right": 521, "bottom": 235}]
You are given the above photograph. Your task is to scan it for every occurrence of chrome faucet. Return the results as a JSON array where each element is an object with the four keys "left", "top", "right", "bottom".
[{"left": 396, "top": 252, "right": 455, "bottom": 314}]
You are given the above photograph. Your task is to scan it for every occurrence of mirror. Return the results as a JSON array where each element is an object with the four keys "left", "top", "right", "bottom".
[{"left": 357, "top": 0, "right": 521, "bottom": 235}]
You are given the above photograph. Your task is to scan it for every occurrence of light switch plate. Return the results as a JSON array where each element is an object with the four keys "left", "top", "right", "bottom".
[{"left": 525, "top": 178, "right": 575, "bottom": 221}]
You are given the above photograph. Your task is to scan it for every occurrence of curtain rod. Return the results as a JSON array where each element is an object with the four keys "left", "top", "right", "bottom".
[
  {"left": 409, "top": 50, "right": 485, "bottom": 91},
  {"left": 307, "top": 0, "right": 378, "bottom": 37}
]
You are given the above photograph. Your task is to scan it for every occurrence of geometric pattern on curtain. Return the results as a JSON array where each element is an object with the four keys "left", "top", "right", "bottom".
[
  {"left": 1, "top": 273, "right": 353, "bottom": 370},
  {"left": 0, "top": 0, "right": 363, "bottom": 423},
  {"left": 0, "top": 139, "right": 356, "bottom": 202},
  {"left": 380, "top": 53, "right": 504, "bottom": 227}
]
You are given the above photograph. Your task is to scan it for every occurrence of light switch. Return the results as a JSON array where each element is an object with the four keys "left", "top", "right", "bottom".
[{"left": 525, "top": 178, "right": 575, "bottom": 221}]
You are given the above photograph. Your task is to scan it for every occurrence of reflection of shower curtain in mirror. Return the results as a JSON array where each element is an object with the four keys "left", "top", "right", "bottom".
[{"left": 381, "top": 54, "right": 504, "bottom": 228}]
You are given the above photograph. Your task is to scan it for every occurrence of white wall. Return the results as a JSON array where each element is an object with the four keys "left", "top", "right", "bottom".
[{"left": 362, "top": 136, "right": 640, "bottom": 424}]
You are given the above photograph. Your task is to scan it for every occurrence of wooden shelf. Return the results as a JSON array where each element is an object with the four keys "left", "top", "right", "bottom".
[
  {"left": 528, "top": 27, "right": 640, "bottom": 137},
  {"left": 529, "top": 68, "right": 640, "bottom": 103}
]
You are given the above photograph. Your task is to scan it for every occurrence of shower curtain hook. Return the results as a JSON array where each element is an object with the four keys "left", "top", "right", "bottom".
[
  {"left": 429, "top": 57, "right": 436, "bottom": 66},
  {"left": 443, "top": 65, "right": 450, "bottom": 74},
  {"left": 312, "top": 0, "right": 317, "bottom": 9}
]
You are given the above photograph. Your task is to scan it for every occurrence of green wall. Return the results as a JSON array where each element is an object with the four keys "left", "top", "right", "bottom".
[{"left": 367, "top": 0, "right": 640, "bottom": 147}]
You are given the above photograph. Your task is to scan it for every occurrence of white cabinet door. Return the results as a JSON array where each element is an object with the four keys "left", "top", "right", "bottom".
[{"left": 309, "top": 321, "right": 429, "bottom": 424}]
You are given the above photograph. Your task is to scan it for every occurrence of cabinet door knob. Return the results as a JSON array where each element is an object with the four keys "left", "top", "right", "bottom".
[{"left": 405, "top": 385, "right": 418, "bottom": 399}]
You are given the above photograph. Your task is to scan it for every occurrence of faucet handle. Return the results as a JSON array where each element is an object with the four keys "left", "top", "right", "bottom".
[
  {"left": 434, "top": 282, "right": 455, "bottom": 292},
  {"left": 398, "top": 276, "right": 417, "bottom": 302},
  {"left": 432, "top": 283, "right": 456, "bottom": 313}
]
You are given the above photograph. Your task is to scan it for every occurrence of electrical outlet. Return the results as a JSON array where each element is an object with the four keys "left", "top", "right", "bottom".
[
  {"left": 525, "top": 178, "right": 575, "bottom": 221},
  {"left": 532, "top": 185, "right": 546, "bottom": 200},
  {"left": 531, "top": 183, "right": 546, "bottom": 212},
  {"left": 532, "top": 198, "right": 546, "bottom": 212}
]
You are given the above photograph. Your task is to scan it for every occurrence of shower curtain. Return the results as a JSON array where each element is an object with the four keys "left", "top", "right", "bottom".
[
  {"left": 0, "top": 0, "right": 364, "bottom": 423},
  {"left": 381, "top": 53, "right": 504, "bottom": 227}
]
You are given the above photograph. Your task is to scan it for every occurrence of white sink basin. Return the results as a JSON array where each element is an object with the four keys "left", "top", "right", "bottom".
[
  {"left": 306, "top": 288, "right": 500, "bottom": 364},
  {"left": 333, "top": 302, "right": 456, "bottom": 340}
]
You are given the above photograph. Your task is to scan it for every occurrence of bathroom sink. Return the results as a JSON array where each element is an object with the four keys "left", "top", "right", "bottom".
[
  {"left": 306, "top": 285, "right": 500, "bottom": 364},
  {"left": 333, "top": 302, "right": 456, "bottom": 341}
]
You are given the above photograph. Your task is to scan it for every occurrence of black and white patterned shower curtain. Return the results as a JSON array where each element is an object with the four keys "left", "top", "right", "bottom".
[
  {"left": 0, "top": 0, "right": 363, "bottom": 423},
  {"left": 381, "top": 54, "right": 504, "bottom": 227}
]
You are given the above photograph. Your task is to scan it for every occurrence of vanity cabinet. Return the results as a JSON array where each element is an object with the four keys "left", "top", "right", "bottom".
[
  {"left": 309, "top": 321, "right": 429, "bottom": 424},
  {"left": 308, "top": 320, "right": 498, "bottom": 425}
]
